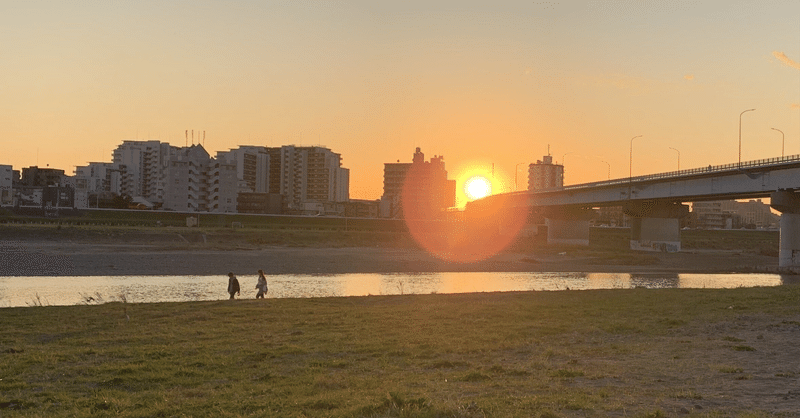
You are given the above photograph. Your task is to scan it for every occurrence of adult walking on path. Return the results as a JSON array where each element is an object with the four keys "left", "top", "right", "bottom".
[
  {"left": 227, "top": 272, "right": 240, "bottom": 299},
  {"left": 255, "top": 269, "right": 268, "bottom": 299}
]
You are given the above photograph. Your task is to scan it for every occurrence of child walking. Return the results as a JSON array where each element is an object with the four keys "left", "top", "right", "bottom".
[{"left": 255, "top": 269, "right": 268, "bottom": 299}]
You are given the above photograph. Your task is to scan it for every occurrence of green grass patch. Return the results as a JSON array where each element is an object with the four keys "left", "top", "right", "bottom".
[{"left": 732, "top": 345, "right": 757, "bottom": 352}]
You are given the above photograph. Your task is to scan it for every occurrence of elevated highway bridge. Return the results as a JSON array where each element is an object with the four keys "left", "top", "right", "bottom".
[{"left": 467, "top": 155, "right": 800, "bottom": 268}]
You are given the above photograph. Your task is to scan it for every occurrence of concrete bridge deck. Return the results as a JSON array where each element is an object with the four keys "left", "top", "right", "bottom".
[{"left": 468, "top": 154, "right": 800, "bottom": 268}]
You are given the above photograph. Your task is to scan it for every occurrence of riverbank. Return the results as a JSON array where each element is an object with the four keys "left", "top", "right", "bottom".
[
  {"left": 2, "top": 287, "right": 799, "bottom": 417},
  {"left": 0, "top": 224, "right": 782, "bottom": 276}
]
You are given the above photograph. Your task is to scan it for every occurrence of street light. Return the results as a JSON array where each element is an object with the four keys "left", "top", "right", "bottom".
[
  {"left": 771, "top": 127, "right": 785, "bottom": 158},
  {"left": 629, "top": 135, "right": 643, "bottom": 181},
  {"left": 515, "top": 162, "right": 526, "bottom": 191},
  {"left": 668, "top": 147, "right": 680, "bottom": 170},
  {"left": 738, "top": 108, "right": 755, "bottom": 167}
]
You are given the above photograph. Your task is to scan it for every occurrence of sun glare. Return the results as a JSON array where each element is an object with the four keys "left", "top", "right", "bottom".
[{"left": 464, "top": 176, "right": 492, "bottom": 200}]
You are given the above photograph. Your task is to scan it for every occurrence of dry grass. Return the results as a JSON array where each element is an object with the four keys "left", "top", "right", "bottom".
[{"left": 2, "top": 286, "right": 800, "bottom": 417}]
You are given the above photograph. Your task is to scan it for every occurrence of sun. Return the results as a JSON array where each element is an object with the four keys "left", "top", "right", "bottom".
[{"left": 464, "top": 176, "right": 492, "bottom": 200}]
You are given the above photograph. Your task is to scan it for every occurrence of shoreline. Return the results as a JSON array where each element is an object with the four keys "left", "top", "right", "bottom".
[{"left": 1, "top": 239, "right": 784, "bottom": 277}]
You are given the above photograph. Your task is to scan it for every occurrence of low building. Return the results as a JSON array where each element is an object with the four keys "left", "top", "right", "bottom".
[
  {"left": 344, "top": 199, "right": 380, "bottom": 218},
  {"left": 692, "top": 200, "right": 779, "bottom": 230},
  {"left": 20, "top": 166, "right": 66, "bottom": 187},
  {"left": 237, "top": 192, "right": 283, "bottom": 214},
  {"left": 0, "top": 165, "right": 12, "bottom": 206},
  {"left": 720, "top": 199, "right": 779, "bottom": 229}
]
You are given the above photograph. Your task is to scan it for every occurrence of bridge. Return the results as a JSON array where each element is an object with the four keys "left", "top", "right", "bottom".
[{"left": 468, "top": 155, "right": 800, "bottom": 268}]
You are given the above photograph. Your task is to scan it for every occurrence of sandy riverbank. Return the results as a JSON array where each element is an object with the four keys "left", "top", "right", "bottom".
[{"left": 1, "top": 238, "right": 782, "bottom": 276}]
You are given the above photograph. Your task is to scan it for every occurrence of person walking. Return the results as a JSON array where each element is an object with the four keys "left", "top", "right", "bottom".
[
  {"left": 227, "top": 272, "right": 240, "bottom": 299},
  {"left": 255, "top": 269, "right": 268, "bottom": 299}
]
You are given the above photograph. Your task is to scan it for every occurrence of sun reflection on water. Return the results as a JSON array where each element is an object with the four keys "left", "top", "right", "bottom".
[{"left": 0, "top": 272, "right": 792, "bottom": 308}]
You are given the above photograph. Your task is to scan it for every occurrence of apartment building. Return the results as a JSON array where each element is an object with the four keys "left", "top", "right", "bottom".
[
  {"left": 72, "top": 162, "right": 131, "bottom": 208},
  {"left": 528, "top": 154, "right": 564, "bottom": 191},
  {"left": 381, "top": 147, "right": 455, "bottom": 219},
  {"left": 216, "top": 146, "right": 270, "bottom": 193},
  {"left": 20, "top": 166, "right": 66, "bottom": 187},
  {"left": 278, "top": 146, "right": 349, "bottom": 215},
  {"left": 4, "top": 140, "right": 351, "bottom": 215},
  {"left": 112, "top": 140, "right": 178, "bottom": 202},
  {"left": 162, "top": 144, "right": 237, "bottom": 213}
]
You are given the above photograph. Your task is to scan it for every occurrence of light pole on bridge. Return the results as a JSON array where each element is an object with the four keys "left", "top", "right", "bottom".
[
  {"left": 771, "top": 127, "right": 785, "bottom": 158},
  {"left": 601, "top": 160, "right": 610, "bottom": 180},
  {"left": 629, "top": 135, "right": 643, "bottom": 183},
  {"left": 738, "top": 108, "right": 756, "bottom": 167},
  {"left": 668, "top": 147, "right": 680, "bottom": 171}
]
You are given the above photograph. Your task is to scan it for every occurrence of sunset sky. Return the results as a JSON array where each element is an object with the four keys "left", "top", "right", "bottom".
[{"left": 2, "top": 1, "right": 799, "bottom": 207}]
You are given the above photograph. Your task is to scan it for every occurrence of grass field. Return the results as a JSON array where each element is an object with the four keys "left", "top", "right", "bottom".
[{"left": 2, "top": 286, "right": 800, "bottom": 417}]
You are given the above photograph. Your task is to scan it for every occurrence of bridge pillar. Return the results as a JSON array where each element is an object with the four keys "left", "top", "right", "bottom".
[
  {"left": 624, "top": 201, "right": 689, "bottom": 253},
  {"left": 545, "top": 208, "right": 595, "bottom": 246},
  {"left": 770, "top": 190, "right": 800, "bottom": 269}
]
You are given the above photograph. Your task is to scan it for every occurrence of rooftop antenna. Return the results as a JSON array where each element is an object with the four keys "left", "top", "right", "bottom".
[
  {"left": 191, "top": 130, "right": 194, "bottom": 145},
  {"left": 547, "top": 144, "right": 551, "bottom": 156},
  {"left": 185, "top": 130, "right": 188, "bottom": 147}
]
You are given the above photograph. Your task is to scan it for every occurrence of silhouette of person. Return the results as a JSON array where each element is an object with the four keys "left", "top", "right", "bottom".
[
  {"left": 227, "top": 272, "right": 240, "bottom": 299},
  {"left": 255, "top": 269, "right": 268, "bottom": 299}
]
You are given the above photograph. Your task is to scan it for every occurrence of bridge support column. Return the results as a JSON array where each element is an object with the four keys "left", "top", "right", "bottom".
[
  {"left": 545, "top": 208, "right": 595, "bottom": 246},
  {"left": 770, "top": 190, "right": 800, "bottom": 269},
  {"left": 624, "top": 201, "right": 689, "bottom": 253}
]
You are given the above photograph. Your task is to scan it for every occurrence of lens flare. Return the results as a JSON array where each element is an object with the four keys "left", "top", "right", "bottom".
[{"left": 403, "top": 178, "right": 528, "bottom": 263}]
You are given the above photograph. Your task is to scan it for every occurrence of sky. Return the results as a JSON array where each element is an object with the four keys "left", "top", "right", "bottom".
[{"left": 2, "top": 1, "right": 799, "bottom": 207}]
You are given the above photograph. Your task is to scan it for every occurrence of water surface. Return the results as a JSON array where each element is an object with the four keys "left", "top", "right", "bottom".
[{"left": 2, "top": 272, "right": 798, "bottom": 308}]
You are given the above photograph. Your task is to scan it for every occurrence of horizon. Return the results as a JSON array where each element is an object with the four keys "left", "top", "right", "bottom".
[{"left": 3, "top": 1, "right": 799, "bottom": 208}]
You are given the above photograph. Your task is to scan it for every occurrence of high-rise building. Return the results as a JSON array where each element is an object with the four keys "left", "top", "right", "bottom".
[
  {"left": 112, "top": 140, "right": 178, "bottom": 202},
  {"left": 88, "top": 141, "right": 350, "bottom": 214},
  {"left": 161, "top": 144, "right": 238, "bottom": 213},
  {"left": 528, "top": 154, "right": 564, "bottom": 191},
  {"left": 381, "top": 147, "right": 455, "bottom": 219},
  {"left": 277, "top": 146, "right": 349, "bottom": 214},
  {"left": 216, "top": 146, "right": 270, "bottom": 193}
]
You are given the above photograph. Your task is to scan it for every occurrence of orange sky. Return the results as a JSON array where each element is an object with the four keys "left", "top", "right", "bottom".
[{"left": 2, "top": 1, "right": 799, "bottom": 208}]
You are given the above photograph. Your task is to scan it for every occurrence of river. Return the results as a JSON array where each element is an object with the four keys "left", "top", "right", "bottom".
[{"left": 2, "top": 272, "right": 799, "bottom": 308}]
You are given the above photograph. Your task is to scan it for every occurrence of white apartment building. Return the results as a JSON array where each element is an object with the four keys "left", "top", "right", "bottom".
[
  {"left": 279, "top": 146, "right": 349, "bottom": 214},
  {"left": 208, "top": 160, "right": 239, "bottom": 213},
  {"left": 112, "top": 140, "right": 178, "bottom": 203},
  {"left": 81, "top": 141, "right": 349, "bottom": 214},
  {"left": 162, "top": 144, "right": 238, "bottom": 213},
  {"left": 73, "top": 162, "right": 133, "bottom": 209},
  {"left": 216, "top": 146, "right": 270, "bottom": 193}
]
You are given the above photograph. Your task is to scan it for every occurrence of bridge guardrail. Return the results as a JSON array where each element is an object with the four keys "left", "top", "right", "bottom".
[{"left": 520, "top": 154, "right": 800, "bottom": 195}]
